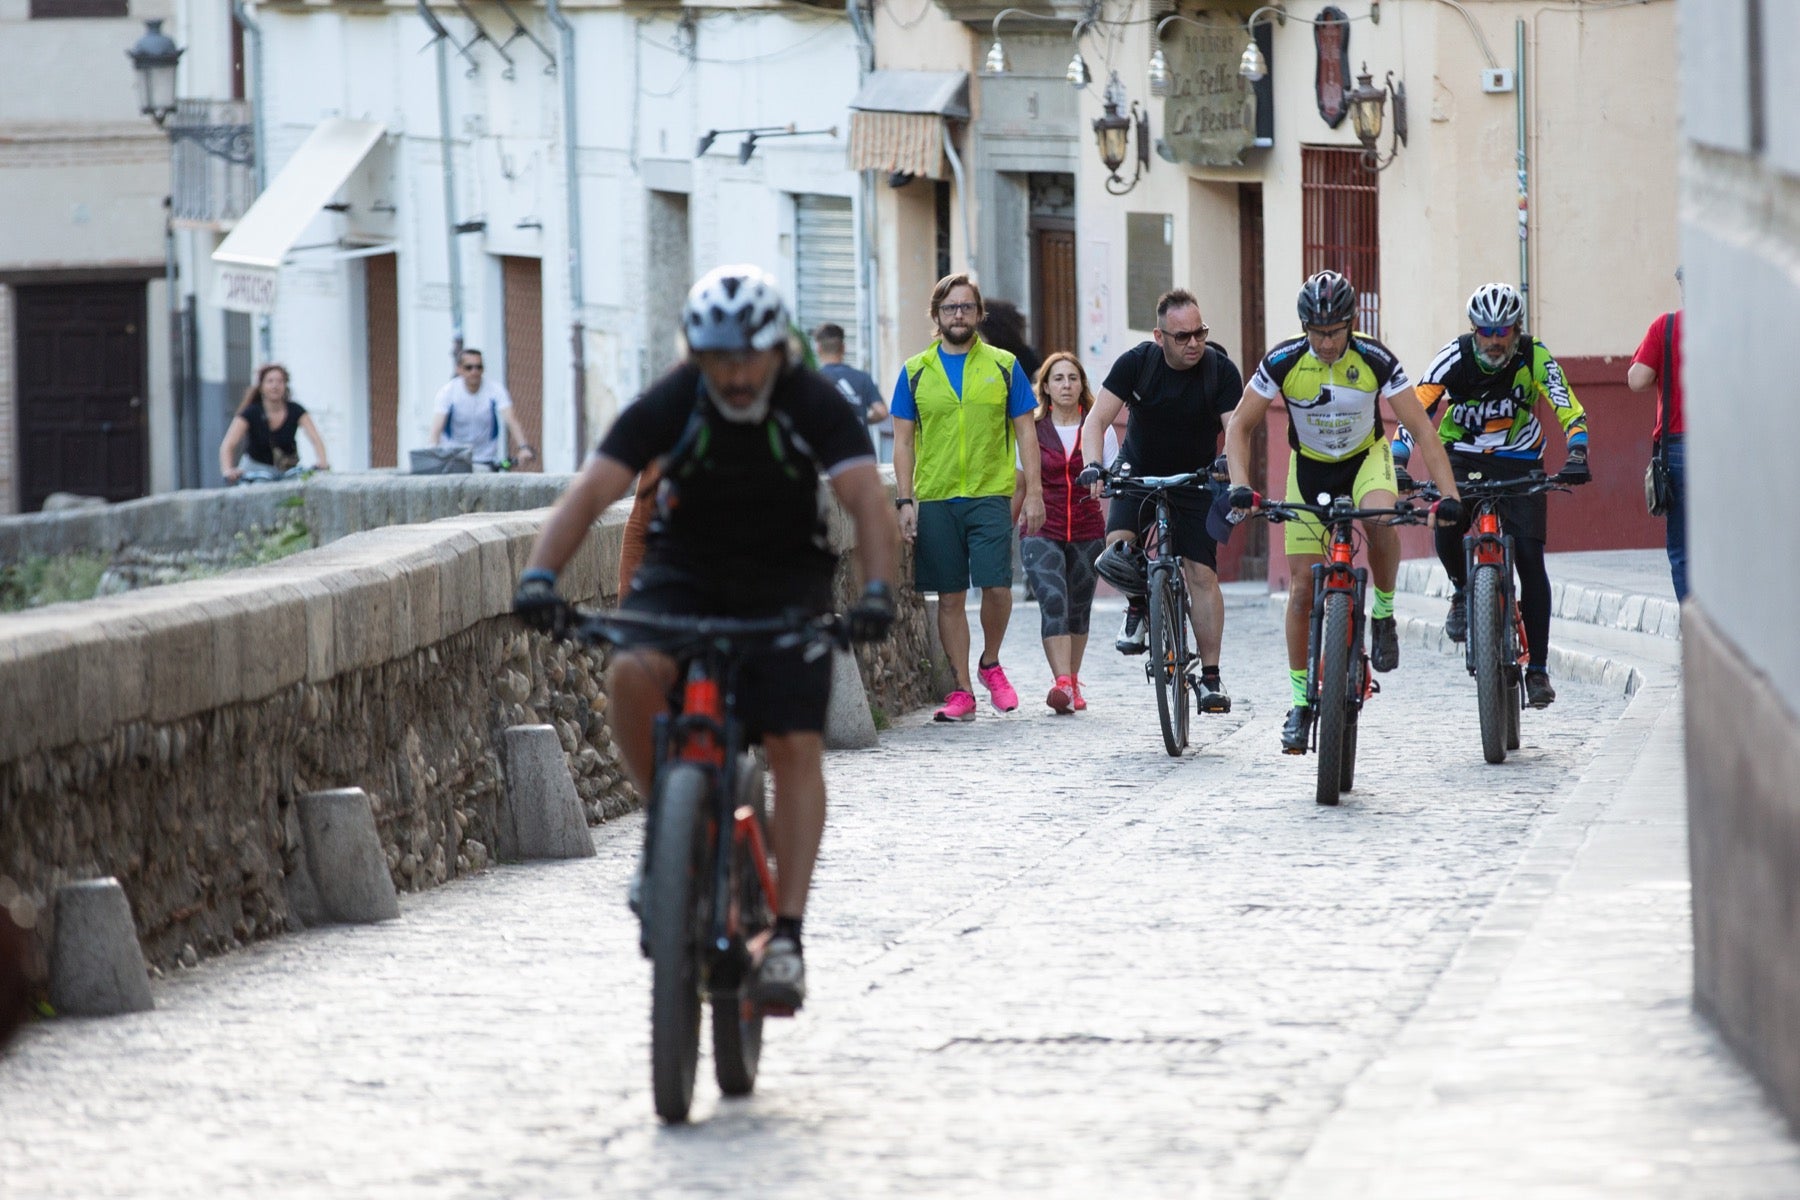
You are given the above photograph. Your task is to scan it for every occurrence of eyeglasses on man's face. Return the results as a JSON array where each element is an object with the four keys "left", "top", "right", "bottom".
[
  {"left": 938, "top": 302, "right": 979, "bottom": 317},
  {"left": 1473, "top": 324, "right": 1515, "bottom": 339},
  {"left": 1158, "top": 324, "right": 1208, "bottom": 345}
]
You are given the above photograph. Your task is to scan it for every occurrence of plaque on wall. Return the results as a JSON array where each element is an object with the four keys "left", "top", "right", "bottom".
[
  {"left": 1314, "top": 6, "right": 1351, "bottom": 128},
  {"left": 1161, "top": 16, "right": 1257, "bottom": 167}
]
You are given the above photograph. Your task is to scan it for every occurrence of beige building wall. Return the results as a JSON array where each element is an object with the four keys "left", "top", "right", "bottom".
[{"left": 1073, "top": 0, "right": 1676, "bottom": 382}]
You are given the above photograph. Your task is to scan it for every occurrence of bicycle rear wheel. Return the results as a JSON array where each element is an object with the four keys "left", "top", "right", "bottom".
[
  {"left": 646, "top": 764, "right": 709, "bottom": 1123},
  {"left": 1469, "top": 565, "right": 1509, "bottom": 764},
  {"left": 1315, "top": 591, "right": 1353, "bottom": 806},
  {"left": 713, "top": 753, "right": 768, "bottom": 1098},
  {"left": 1147, "top": 566, "right": 1189, "bottom": 756}
]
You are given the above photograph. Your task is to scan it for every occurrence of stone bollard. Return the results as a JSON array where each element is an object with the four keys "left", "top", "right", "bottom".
[
  {"left": 49, "top": 878, "right": 153, "bottom": 1017},
  {"left": 824, "top": 648, "right": 878, "bottom": 749},
  {"left": 500, "top": 726, "right": 597, "bottom": 861},
  {"left": 291, "top": 789, "right": 401, "bottom": 925}
]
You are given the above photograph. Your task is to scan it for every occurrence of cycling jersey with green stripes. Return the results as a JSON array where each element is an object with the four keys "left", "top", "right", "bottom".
[
  {"left": 1396, "top": 334, "right": 1587, "bottom": 462},
  {"left": 1248, "top": 334, "right": 1412, "bottom": 462}
]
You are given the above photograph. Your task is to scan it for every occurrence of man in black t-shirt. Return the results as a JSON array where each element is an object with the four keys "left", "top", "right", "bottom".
[
  {"left": 1078, "top": 288, "right": 1241, "bottom": 712},
  {"left": 514, "top": 265, "right": 899, "bottom": 1011}
]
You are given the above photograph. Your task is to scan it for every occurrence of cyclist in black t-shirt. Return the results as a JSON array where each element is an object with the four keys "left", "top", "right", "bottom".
[
  {"left": 1077, "top": 288, "right": 1242, "bottom": 712},
  {"left": 514, "top": 265, "right": 899, "bottom": 1010}
]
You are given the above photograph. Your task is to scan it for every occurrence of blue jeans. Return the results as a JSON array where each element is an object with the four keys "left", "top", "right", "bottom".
[{"left": 1664, "top": 437, "right": 1687, "bottom": 602}]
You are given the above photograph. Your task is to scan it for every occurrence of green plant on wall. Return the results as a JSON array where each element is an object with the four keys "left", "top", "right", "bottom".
[{"left": 0, "top": 553, "right": 110, "bottom": 612}]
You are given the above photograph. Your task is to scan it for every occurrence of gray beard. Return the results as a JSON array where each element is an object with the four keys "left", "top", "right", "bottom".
[{"left": 704, "top": 373, "right": 776, "bottom": 424}]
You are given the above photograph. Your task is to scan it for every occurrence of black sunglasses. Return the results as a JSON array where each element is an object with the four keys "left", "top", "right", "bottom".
[{"left": 1159, "top": 324, "right": 1209, "bottom": 344}]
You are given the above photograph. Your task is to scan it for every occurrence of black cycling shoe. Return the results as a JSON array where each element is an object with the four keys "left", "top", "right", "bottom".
[
  {"left": 1444, "top": 590, "right": 1468, "bottom": 643},
  {"left": 754, "top": 935, "right": 806, "bottom": 1011},
  {"left": 1280, "top": 706, "right": 1313, "bottom": 754},
  {"left": 1194, "top": 674, "right": 1232, "bottom": 713},
  {"left": 1370, "top": 616, "right": 1399, "bottom": 672},
  {"left": 1525, "top": 670, "right": 1557, "bottom": 709},
  {"left": 1116, "top": 605, "right": 1147, "bottom": 655}
]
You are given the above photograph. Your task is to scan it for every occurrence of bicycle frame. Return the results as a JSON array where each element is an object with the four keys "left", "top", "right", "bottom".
[
  {"left": 1459, "top": 504, "right": 1527, "bottom": 682},
  {"left": 1305, "top": 508, "right": 1373, "bottom": 739}
]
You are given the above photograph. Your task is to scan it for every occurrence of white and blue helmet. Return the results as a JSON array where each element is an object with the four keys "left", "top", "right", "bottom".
[{"left": 682, "top": 264, "right": 791, "bottom": 354}]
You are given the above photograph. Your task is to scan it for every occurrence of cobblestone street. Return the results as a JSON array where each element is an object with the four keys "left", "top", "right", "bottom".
[{"left": 3, "top": 596, "right": 1796, "bottom": 1197}]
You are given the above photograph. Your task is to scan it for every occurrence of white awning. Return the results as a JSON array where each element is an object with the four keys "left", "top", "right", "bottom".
[{"left": 212, "top": 117, "right": 385, "bottom": 313}]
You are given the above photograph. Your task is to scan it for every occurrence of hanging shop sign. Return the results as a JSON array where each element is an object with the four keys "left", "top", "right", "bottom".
[
  {"left": 1161, "top": 17, "right": 1256, "bottom": 167},
  {"left": 1314, "top": 6, "right": 1351, "bottom": 128}
]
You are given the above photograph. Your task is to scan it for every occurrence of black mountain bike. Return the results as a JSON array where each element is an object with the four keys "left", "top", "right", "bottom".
[
  {"left": 568, "top": 606, "right": 852, "bottom": 1123},
  {"left": 1101, "top": 468, "right": 1222, "bottom": 756},
  {"left": 1435, "top": 470, "right": 1576, "bottom": 764},
  {"left": 1253, "top": 492, "right": 1430, "bottom": 806}
]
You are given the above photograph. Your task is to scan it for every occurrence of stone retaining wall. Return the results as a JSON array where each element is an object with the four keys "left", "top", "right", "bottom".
[{"left": 0, "top": 486, "right": 932, "bottom": 970}]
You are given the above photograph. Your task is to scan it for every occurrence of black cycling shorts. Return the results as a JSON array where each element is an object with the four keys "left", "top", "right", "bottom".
[
  {"left": 1106, "top": 488, "right": 1219, "bottom": 570},
  {"left": 620, "top": 560, "right": 833, "bottom": 740}
]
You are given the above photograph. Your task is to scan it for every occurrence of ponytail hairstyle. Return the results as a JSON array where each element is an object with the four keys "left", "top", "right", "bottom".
[{"left": 237, "top": 363, "right": 292, "bottom": 414}]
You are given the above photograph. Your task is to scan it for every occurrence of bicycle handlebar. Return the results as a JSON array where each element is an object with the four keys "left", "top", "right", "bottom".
[
  {"left": 1097, "top": 466, "right": 1216, "bottom": 499},
  {"left": 565, "top": 606, "right": 853, "bottom": 656},
  {"left": 1251, "top": 495, "right": 1432, "bottom": 527}
]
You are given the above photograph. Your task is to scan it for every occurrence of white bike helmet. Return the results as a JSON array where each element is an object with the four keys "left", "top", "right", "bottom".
[
  {"left": 683, "top": 265, "right": 791, "bottom": 354},
  {"left": 1466, "top": 282, "right": 1524, "bottom": 330}
]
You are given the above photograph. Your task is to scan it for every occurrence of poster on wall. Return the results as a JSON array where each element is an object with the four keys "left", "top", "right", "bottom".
[
  {"left": 1161, "top": 17, "right": 1257, "bottom": 167},
  {"left": 1081, "top": 238, "right": 1112, "bottom": 368},
  {"left": 1314, "top": 6, "right": 1351, "bottom": 128}
]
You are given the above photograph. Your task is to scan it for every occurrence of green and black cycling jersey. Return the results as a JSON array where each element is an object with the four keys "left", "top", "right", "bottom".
[
  {"left": 1248, "top": 334, "right": 1411, "bottom": 463},
  {"left": 1395, "top": 334, "right": 1587, "bottom": 463}
]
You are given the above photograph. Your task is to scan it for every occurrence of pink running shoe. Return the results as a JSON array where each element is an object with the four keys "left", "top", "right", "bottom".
[
  {"left": 978, "top": 661, "right": 1019, "bottom": 712},
  {"left": 933, "top": 689, "right": 978, "bottom": 722},
  {"left": 1047, "top": 675, "right": 1075, "bottom": 714},
  {"left": 1070, "top": 676, "right": 1088, "bottom": 711}
]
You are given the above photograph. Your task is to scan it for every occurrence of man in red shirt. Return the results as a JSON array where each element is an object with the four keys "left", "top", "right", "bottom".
[{"left": 1627, "top": 272, "right": 1686, "bottom": 600}]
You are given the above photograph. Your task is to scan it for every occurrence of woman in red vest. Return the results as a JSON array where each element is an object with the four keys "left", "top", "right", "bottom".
[{"left": 1015, "top": 353, "right": 1116, "bottom": 713}]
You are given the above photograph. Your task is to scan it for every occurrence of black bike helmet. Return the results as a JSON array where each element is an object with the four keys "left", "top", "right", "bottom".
[
  {"left": 1094, "top": 540, "right": 1149, "bottom": 598},
  {"left": 1297, "top": 271, "right": 1357, "bottom": 327}
]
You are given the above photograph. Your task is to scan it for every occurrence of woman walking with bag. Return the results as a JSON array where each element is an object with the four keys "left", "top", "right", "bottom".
[{"left": 1015, "top": 353, "right": 1116, "bottom": 713}]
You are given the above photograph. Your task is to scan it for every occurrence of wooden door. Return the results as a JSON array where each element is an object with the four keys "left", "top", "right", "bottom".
[
  {"left": 15, "top": 283, "right": 147, "bottom": 511},
  {"left": 365, "top": 253, "right": 400, "bottom": 468},
  {"left": 500, "top": 256, "right": 543, "bottom": 468},
  {"left": 1032, "top": 224, "right": 1078, "bottom": 359}
]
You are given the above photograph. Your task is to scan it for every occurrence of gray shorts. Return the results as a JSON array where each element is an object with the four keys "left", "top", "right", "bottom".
[
  {"left": 913, "top": 496, "right": 1013, "bottom": 595},
  {"left": 1021, "top": 537, "right": 1104, "bottom": 637}
]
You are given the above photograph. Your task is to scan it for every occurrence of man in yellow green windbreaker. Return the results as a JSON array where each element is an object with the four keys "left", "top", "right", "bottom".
[{"left": 892, "top": 273, "right": 1046, "bottom": 723}]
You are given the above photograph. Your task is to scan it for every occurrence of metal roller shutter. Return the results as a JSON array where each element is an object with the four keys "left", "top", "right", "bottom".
[{"left": 794, "top": 194, "right": 859, "bottom": 367}]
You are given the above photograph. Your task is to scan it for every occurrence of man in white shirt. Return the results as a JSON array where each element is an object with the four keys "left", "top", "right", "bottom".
[{"left": 430, "top": 349, "right": 537, "bottom": 469}]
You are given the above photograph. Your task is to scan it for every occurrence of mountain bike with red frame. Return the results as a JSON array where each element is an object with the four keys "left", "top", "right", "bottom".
[
  {"left": 568, "top": 606, "right": 852, "bottom": 1123},
  {"left": 1252, "top": 492, "right": 1431, "bottom": 806},
  {"left": 1425, "top": 470, "right": 1578, "bottom": 764}
]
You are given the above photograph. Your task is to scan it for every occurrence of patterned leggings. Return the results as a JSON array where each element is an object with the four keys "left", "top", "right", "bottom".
[{"left": 1021, "top": 537, "right": 1105, "bottom": 638}]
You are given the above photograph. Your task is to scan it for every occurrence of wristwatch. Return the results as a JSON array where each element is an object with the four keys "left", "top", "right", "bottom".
[{"left": 894, "top": 497, "right": 915, "bottom": 510}]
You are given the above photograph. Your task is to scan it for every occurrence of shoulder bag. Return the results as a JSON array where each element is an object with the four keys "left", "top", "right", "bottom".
[{"left": 1644, "top": 313, "right": 1674, "bottom": 517}]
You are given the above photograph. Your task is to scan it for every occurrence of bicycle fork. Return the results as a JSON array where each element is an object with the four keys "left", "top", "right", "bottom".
[
  {"left": 1304, "top": 559, "right": 1371, "bottom": 753},
  {"left": 1461, "top": 514, "right": 1526, "bottom": 682}
]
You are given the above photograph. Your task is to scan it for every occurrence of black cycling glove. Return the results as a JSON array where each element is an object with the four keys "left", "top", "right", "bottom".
[
  {"left": 1393, "top": 467, "right": 1415, "bottom": 494},
  {"left": 1228, "top": 485, "right": 1256, "bottom": 510},
  {"left": 847, "top": 581, "right": 897, "bottom": 643},
  {"left": 1075, "top": 465, "right": 1103, "bottom": 489},
  {"left": 513, "top": 569, "right": 567, "bottom": 634},
  {"left": 1431, "top": 497, "right": 1466, "bottom": 527},
  {"left": 1558, "top": 447, "right": 1591, "bottom": 485}
]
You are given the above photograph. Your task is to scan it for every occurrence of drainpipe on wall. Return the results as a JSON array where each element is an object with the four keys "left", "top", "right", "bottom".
[
  {"left": 1515, "top": 17, "right": 1530, "bottom": 332},
  {"left": 845, "top": 0, "right": 879, "bottom": 376},
  {"left": 544, "top": 0, "right": 587, "bottom": 460},
  {"left": 231, "top": 0, "right": 272, "bottom": 361},
  {"left": 420, "top": 0, "right": 466, "bottom": 362},
  {"left": 942, "top": 124, "right": 974, "bottom": 273}
]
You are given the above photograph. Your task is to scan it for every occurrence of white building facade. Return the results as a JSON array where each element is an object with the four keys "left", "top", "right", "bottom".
[{"left": 230, "top": 0, "right": 871, "bottom": 475}]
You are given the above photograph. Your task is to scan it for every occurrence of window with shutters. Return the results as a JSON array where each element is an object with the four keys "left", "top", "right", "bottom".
[
  {"left": 793, "top": 194, "right": 859, "bottom": 366},
  {"left": 1300, "top": 146, "right": 1380, "bottom": 340}
]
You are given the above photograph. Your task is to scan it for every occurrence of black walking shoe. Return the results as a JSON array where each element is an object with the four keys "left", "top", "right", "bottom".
[
  {"left": 1115, "top": 605, "right": 1147, "bottom": 655},
  {"left": 1280, "top": 706, "right": 1313, "bottom": 754},
  {"left": 1525, "top": 670, "right": 1556, "bottom": 709},
  {"left": 1194, "top": 674, "right": 1232, "bottom": 713},
  {"left": 1444, "top": 590, "right": 1468, "bottom": 643},
  {"left": 1370, "top": 616, "right": 1399, "bottom": 672}
]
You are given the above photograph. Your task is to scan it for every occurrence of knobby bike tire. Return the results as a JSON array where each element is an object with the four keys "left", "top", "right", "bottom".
[
  {"left": 1315, "top": 591, "right": 1354, "bottom": 806},
  {"left": 1340, "top": 707, "right": 1359, "bottom": 792},
  {"left": 1147, "top": 567, "right": 1187, "bottom": 756},
  {"left": 1170, "top": 573, "right": 1192, "bottom": 749},
  {"left": 1469, "top": 565, "right": 1509, "bottom": 764},
  {"left": 713, "top": 753, "right": 769, "bottom": 1098},
  {"left": 647, "top": 763, "right": 709, "bottom": 1123}
]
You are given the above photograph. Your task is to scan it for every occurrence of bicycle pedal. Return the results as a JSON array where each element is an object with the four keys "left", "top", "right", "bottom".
[{"left": 761, "top": 1003, "right": 799, "bottom": 1019}]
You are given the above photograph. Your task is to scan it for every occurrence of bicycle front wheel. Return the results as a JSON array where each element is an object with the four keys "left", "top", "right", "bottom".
[
  {"left": 1147, "top": 566, "right": 1189, "bottom": 756},
  {"left": 713, "top": 753, "right": 768, "bottom": 1098},
  {"left": 1469, "top": 565, "right": 1509, "bottom": 764},
  {"left": 646, "top": 763, "right": 709, "bottom": 1123},
  {"left": 1315, "top": 591, "right": 1353, "bottom": 806}
]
